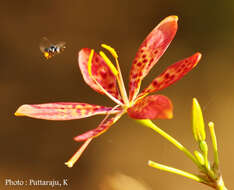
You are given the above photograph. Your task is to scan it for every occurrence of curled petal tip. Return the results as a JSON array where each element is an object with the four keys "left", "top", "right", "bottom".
[
  {"left": 65, "top": 138, "right": 93, "bottom": 168},
  {"left": 14, "top": 111, "right": 21, "bottom": 116},
  {"left": 166, "top": 110, "right": 173, "bottom": 119},
  {"left": 195, "top": 52, "right": 202, "bottom": 60},
  {"left": 163, "top": 15, "right": 178, "bottom": 23},
  {"left": 198, "top": 53, "right": 202, "bottom": 61},
  {"left": 174, "top": 15, "right": 179, "bottom": 21},
  {"left": 15, "top": 105, "right": 28, "bottom": 116},
  {"left": 170, "top": 15, "right": 179, "bottom": 21},
  {"left": 64, "top": 161, "right": 73, "bottom": 168},
  {"left": 193, "top": 52, "right": 202, "bottom": 67}
]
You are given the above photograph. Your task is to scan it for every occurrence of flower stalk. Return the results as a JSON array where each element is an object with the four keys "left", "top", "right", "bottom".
[
  {"left": 136, "top": 119, "right": 199, "bottom": 166},
  {"left": 137, "top": 98, "right": 228, "bottom": 190},
  {"left": 148, "top": 160, "right": 205, "bottom": 183},
  {"left": 209, "top": 122, "right": 219, "bottom": 169}
]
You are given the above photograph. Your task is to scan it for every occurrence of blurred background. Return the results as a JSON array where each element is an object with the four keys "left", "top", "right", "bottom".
[{"left": 1, "top": 0, "right": 234, "bottom": 189}]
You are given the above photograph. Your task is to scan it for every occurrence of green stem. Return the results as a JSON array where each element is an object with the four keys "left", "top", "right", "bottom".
[
  {"left": 136, "top": 119, "right": 200, "bottom": 166},
  {"left": 209, "top": 122, "right": 219, "bottom": 168},
  {"left": 148, "top": 160, "right": 205, "bottom": 183}
]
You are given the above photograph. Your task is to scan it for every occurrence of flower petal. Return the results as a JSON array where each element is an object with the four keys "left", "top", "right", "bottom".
[
  {"left": 129, "top": 16, "right": 178, "bottom": 101},
  {"left": 15, "top": 102, "right": 120, "bottom": 120},
  {"left": 74, "top": 111, "right": 124, "bottom": 142},
  {"left": 127, "top": 95, "right": 173, "bottom": 119},
  {"left": 138, "top": 53, "right": 201, "bottom": 97},
  {"left": 78, "top": 48, "right": 122, "bottom": 101}
]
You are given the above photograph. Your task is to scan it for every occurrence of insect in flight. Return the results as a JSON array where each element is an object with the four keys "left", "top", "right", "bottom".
[{"left": 39, "top": 37, "right": 66, "bottom": 59}]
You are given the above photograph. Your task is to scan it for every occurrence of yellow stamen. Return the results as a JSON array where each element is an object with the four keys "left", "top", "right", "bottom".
[
  {"left": 99, "top": 51, "right": 119, "bottom": 76},
  {"left": 101, "top": 44, "right": 118, "bottom": 58},
  {"left": 65, "top": 138, "right": 93, "bottom": 168},
  {"left": 101, "top": 44, "right": 129, "bottom": 105},
  {"left": 87, "top": 49, "right": 123, "bottom": 106},
  {"left": 88, "top": 49, "right": 95, "bottom": 77}
]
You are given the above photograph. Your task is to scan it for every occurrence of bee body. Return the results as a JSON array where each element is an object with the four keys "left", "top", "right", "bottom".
[{"left": 40, "top": 37, "right": 66, "bottom": 59}]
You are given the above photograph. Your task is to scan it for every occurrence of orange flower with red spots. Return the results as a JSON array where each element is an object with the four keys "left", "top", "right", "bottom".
[{"left": 15, "top": 16, "right": 201, "bottom": 167}]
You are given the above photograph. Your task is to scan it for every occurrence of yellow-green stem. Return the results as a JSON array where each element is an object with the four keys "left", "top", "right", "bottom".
[
  {"left": 148, "top": 160, "right": 205, "bottom": 183},
  {"left": 136, "top": 119, "right": 200, "bottom": 166},
  {"left": 209, "top": 122, "right": 219, "bottom": 168}
]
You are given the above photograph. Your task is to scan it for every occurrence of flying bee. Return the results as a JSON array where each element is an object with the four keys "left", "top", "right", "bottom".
[{"left": 39, "top": 37, "right": 66, "bottom": 59}]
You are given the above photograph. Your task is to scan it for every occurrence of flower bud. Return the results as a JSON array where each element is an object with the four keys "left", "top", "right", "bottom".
[{"left": 192, "top": 98, "right": 206, "bottom": 142}]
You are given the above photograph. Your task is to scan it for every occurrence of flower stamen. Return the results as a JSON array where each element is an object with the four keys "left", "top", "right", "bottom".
[
  {"left": 99, "top": 51, "right": 119, "bottom": 76},
  {"left": 88, "top": 49, "right": 124, "bottom": 106},
  {"left": 65, "top": 138, "right": 93, "bottom": 168},
  {"left": 101, "top": 44, "right": 129, "bottom": 106},
  {"left": 101, "top": 44, "right": 118, "bottom": 58}
]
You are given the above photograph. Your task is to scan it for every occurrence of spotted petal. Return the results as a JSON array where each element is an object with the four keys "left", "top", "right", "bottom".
[
  {"left": 79, "top": 48, "right": 122, "bottom": 101},
  {"left": 15, "top": 102, "right": 121, "bottom": 120},
  {"left": 74, "top": 111, "right": 124, "bottom": 142},
  {"left": 129, "top": 16, "right": 178, "bottom": 101},
  {"left": 138, "top": 53, "right": 201, "bottom": 98},
  {"left": 127, "top": 95, "right": 173, "bottom": 119}
]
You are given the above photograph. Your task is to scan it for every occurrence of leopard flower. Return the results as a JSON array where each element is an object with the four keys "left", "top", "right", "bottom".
[{"left": 15, "top": 16, "right": 201, "bottom": 167}]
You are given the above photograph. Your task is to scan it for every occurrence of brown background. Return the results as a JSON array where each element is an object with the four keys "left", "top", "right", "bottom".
[{"left": 1, "top": 0, "right": 234, "bottom": 189}]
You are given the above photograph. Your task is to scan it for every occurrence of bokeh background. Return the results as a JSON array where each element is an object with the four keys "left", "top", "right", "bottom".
[{"left": 1, "top": 0, "right": 234, "bottom": 189}]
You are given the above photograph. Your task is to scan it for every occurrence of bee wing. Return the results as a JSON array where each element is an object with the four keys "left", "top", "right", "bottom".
[
  {"left": 39, "top": 37, "right": 53, "bottom": 52},
  {"left": 56, "top": 41, "right": 66, "bottom": 49}
]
